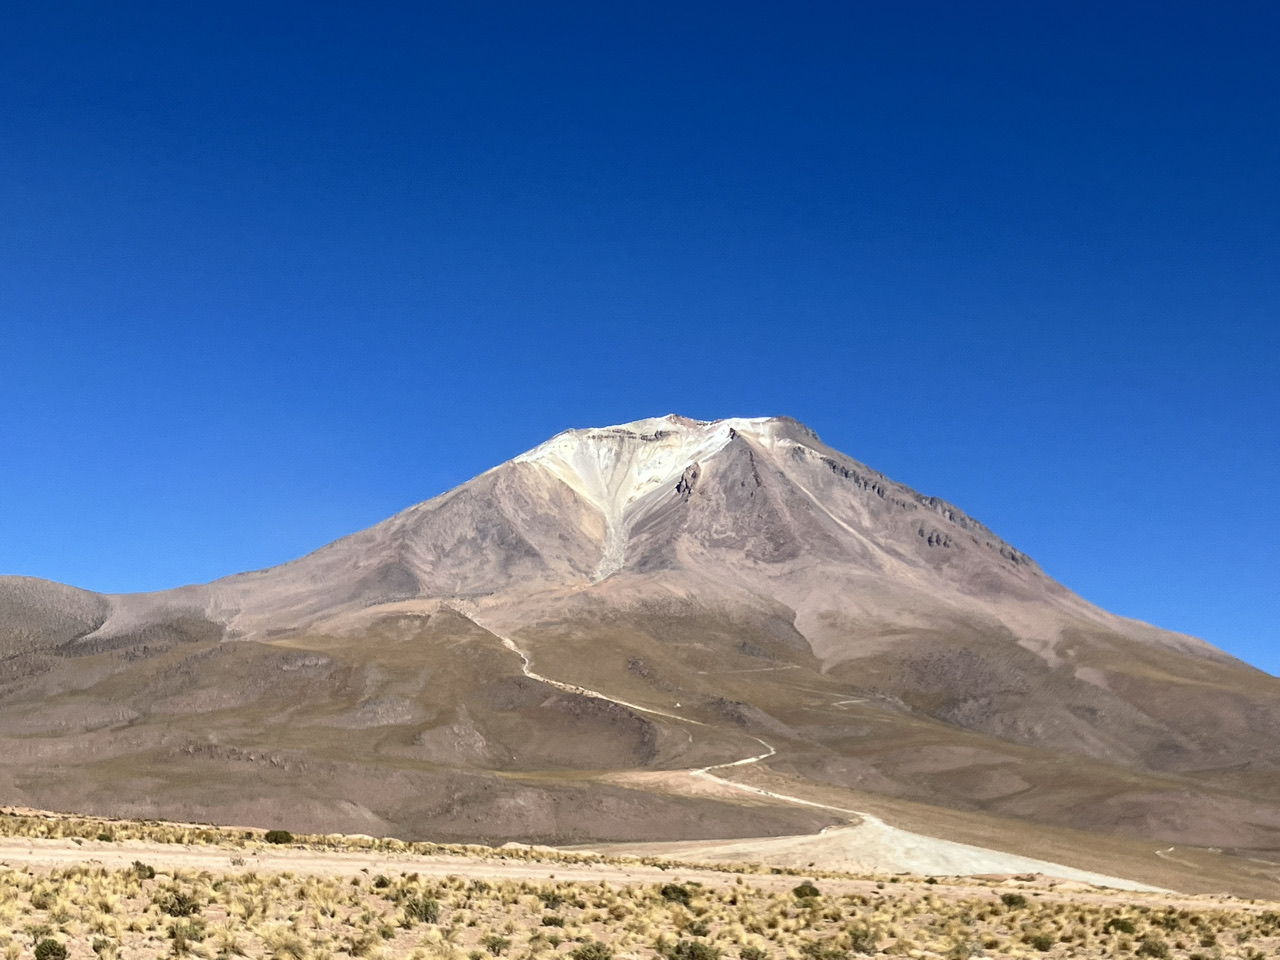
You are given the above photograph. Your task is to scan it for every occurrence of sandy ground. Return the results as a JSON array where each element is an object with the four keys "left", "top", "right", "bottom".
[
  {"left": 577, "top": 819, "right": 1166, "bottom": 892},
  {"left": 0, "top": 835, "right": 710, "bottom": 886},
  {"left": 0, "top": 834, "right": 833, "bottom": 893},
  {"left": 0, "top": 834, "right": 1266, "bottom": 919}
]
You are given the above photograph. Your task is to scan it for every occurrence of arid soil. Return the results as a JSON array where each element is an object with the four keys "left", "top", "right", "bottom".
[{"left": 1, "top": 817, "right": 1278, "bottom": 960}]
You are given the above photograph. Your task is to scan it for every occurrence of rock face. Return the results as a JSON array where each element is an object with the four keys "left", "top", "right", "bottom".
[{"left": 3, "top": 415, "right": 1280, "bottom": 877}]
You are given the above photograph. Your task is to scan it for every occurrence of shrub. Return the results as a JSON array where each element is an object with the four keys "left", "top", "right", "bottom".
[
  {"left": 1136, "top": 937, "right": 1171, "bottom": 959},
  {"left": 343, "top": 931, "right": 379, "bottom": 957},
  {"left": 1105, "top": 918, "right": 1137, "bottom": 935},
  {"left": 132, "top": 860, "right": 156, "bottom": 880},
  {"left": 661, "top": 883, "right": 693, "bottom": 906},
  {"left": 740, "top": 948, "right": 768, "bottom": 960},
  {"left": 159, "top": 891, "right": 201, "bottom": 917},
  {"left": 848, "top": 928, "right": 877, "bottom": 956},
  {"left": 1026, "top": 934, "right": 1054, "bottom": 952},
  {"left": 264, "top": 928, "right": 308, "bottom": 960},
  {"left": 169, "top": 920, "right": 206, "bottom": 942},
  {"left": 373, "top": 874, "right": 391, "bottom": 889},
  {"left": 539, "top": 891, "right": 566, "bottom": 908},
  {"left": 169, "top": 919, "right": 206, "bottom": 956},
  {"left": 571, "top": 942, "right": 614, "bottom": 960},
  {"left": 482, "top": 935, "right": 511, "bottom": 956},
  {"left": 792, "top": 882, "right": 821, "bottom": 900},
  {"left": 799, "top": 940, "right": 846, "bottom": 960},
  {"left": 34, "top": 941, "right": 68, "bottom": 960},
  {"left": 1000, "top": 893, "right": 1027, "bottom": 909},
  {"left": 686, "top": 921, "right": 711, "bottom": 937},
  {"left": 405, "top": 897, "right": 441, "bottom": 923},
  {"left": 542, "top": 915, "right": 566, "bottom": 927},
  {"left": 264, "top": 830, "right": 294, "bottom": 844},
  {"left": 665, "top": 940, "right": 721, "bottom": 960}
]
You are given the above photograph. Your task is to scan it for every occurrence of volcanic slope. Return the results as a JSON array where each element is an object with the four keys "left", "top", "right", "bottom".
[{"left": 3, "top": 416, "right": 1279, "bottom": 895}]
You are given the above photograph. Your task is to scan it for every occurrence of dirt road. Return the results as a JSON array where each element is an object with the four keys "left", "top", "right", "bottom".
[{"left": 482, "top": 623, "right": 1164, "bottom": 892}]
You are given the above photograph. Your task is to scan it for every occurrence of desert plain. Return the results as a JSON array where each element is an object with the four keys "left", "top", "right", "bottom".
[{"left": 0, "top": 809, "right": 1277, "bottom": 960}]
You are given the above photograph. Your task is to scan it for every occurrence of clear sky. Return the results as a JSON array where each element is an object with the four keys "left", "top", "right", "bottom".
[{"left": 2, "top": 3, "right": 1277, "bottom": 674}]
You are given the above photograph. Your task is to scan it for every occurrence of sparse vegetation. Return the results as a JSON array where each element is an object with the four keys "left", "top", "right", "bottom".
[
  {"left": 570, "top": 940, "right": 612, "bottom": 960},
  {"left": 664, "top": 940, "right": 721, "bottom": 960},
  {"left": 1136, "top": 935, "right": 1171, "bottom": 958},
  {"left": 798, "top": 939, "right": 844, "bottom": 960},
  {"left": 846, "top": 926, "right": 876, "bottom": 955},
  {"left": 1105, "top": 916, "right": 1137, "bottom": 934},
  {"left": 0, "top": 807, "right": 869, "bottom": 880},
  {"left": 661, "top": 883, "right": 694, "bottom": 906},
  {"left": 405, "top": 895, "right": 441, "bottom": 923},
  {"left": 158, "top": 890, "right": 202, "bottom": 917},
  {"left": 1027, "top": 933, "right": 1055, "bottom": 951},
  {"left": 0, "top": 811, "right": 1276, "bottom": 960}
]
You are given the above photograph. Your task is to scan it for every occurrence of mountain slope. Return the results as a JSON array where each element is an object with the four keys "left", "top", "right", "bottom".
[{"left": 2, "top": 415, "right": 1278, "bottom": 892}]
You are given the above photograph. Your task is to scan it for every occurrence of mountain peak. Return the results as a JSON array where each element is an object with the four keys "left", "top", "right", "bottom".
[
  {"left": 512, "top": 416, "right": 822, "bottom": 580},
  {"left": 512, "top": 415, "right": 784, "bottom": 520},
  {"left": 4, "top": 414, "right": 1273, "bottom": 870}
]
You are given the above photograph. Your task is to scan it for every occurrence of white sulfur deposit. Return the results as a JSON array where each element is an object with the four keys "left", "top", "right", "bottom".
[{"left": 515, "top": 415, "right": 780, "bottom": 579}]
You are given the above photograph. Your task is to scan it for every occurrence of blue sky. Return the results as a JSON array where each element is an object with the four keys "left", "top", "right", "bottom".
[{"left": 2, "top": 3, "right": 1277, "bottom": 673}]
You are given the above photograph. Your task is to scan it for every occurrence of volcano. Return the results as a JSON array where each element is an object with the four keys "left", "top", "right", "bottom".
[{"left": 4, "top": 416, "right": 1279, "bottom": 893}]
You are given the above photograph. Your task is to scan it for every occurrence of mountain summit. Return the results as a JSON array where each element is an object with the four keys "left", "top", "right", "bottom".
[
  {"left": 3, "top": 416, "right": 1279, "bottom": 891},
  {"left": 51, "top": 413, "right": 1209, "bottom": 667}
]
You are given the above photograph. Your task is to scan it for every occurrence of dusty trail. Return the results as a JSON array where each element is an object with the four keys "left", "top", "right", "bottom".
[
  {"left": 1156, "top": 847, "right": 1200, "bottom": 869},
  {"left": 487, "top": 622, "right": 891, "bottom": 819},
  {"left": 482, "top": 620, "right": 1165, "bottom": 891},
  {"left": 0, "top": 616, "right": 1166, "bottom": 893},
  {"left": 487, "top": 622, "right": 827, "bottom": 810},
  {"left": 496, "top": 635, "right": 702, "bottom": 725}
]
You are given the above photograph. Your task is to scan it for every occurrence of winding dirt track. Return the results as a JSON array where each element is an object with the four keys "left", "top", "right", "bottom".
[
  {"left": 494, "top": 626, "right": 843, "bottom": 809},
  {"left": 493, "top": 626, "right": 853, "bottom": 813},
  {"left": 483, "top": 623, "right": 1168, "bottom": 892},
  {"left": 0, "top": 616, "right": 1165, "bottom": 893}
]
